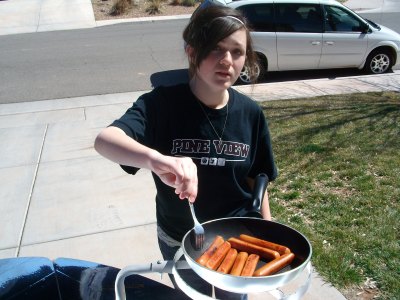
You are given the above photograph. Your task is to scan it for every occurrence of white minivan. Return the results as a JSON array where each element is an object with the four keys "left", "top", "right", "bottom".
[{"left": 197, "top": 0, "right": 400, "bottom": 83}]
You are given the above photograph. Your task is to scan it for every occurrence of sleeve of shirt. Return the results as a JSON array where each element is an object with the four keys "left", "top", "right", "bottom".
[
  {"left": 109, "top": 89, "right": 159, "bottom": 175},
  {"left": 248, "top": 109, "right": 278, "bottom": 182}
]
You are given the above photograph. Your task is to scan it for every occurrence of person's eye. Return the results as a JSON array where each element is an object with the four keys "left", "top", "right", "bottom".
[{"left": 234, "top": 48, "right": 245, "bottom": 56}]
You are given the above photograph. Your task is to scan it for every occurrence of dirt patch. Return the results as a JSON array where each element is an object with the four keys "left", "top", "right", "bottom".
[
  {"left": 342, "top": 278, "right": 381, "bottom": 300},
  {"left": 342, "top": 287, "right": 380, "bottom": 300},
  {"left": 91, "top": 0, "right": 199, "bottom": 21}
]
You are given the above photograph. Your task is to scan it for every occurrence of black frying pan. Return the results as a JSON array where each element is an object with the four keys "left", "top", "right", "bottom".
[
  {"left": 116, "top": 175, "right": 312, "bottom": 298},
  {"left": 181, "top": 217, "right": 312, "bottom": 293}
]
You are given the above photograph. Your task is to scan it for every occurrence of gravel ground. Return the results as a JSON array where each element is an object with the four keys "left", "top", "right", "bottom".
[{"left": 91, "top": 0, "right": 199, "bottom": 20}]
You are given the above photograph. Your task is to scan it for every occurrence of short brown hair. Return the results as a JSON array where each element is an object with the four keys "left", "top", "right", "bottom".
[{"left": 183, "top": 5, "right": 258, "bottom": 83}]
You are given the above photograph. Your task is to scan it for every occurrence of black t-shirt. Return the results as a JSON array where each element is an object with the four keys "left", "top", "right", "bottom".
[{"left": 111, "top": 83, "right": 277, "bottom": 241}]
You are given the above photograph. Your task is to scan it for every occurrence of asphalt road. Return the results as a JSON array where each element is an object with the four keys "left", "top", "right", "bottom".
[
  {"left": 0, "top": 13, "right": 399, "bottom": 104},
  {"left": 0, "top": 19, "right": 190, "bottom": 104}
]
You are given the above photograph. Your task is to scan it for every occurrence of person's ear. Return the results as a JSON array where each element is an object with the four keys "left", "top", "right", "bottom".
[{"left": 185, "top": 45, "right": 195, "bottom": 60}]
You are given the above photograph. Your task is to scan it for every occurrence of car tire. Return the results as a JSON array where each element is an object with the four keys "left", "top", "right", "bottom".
[
  {"left": 237, "top": 58, "right": 266, "bottom": 84},
  {"left": 363, "top": 49, "right": 393, "bottom": 74}
]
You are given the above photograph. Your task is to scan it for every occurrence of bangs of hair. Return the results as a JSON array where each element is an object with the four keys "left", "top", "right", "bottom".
[{"left": 195, "top": 17, "right": 245, "bottom": 66}]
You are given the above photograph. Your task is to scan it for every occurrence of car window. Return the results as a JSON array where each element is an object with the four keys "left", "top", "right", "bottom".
[
  {"left": 237, "top": 4, "right": 274, "bottom": 32},
  {"left": 275, "top": 3, "right": 323, "bottom": 33},
  {"left": 324, "top": 5, "right": 366, "bottom": 32}
]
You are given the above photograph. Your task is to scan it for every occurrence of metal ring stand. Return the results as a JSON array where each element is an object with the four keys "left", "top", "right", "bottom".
[{"left": 115, "top": 247, "right": 312, "bottom": 300}]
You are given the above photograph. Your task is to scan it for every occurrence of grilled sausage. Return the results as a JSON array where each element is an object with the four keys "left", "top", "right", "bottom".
[
  {"left": 205, "top": 241, "right": 231, "bottom": 270},
  {"left": 196, "top": 235, "right": 224, "bottom": 266},
  {"left": 230, "top": 252, "right": 248, "bottom": 276},
  {"left": 253, "top": 253, "right": 295, "bottom": 276},
  {"left": 241, "top": 254, "right": 260, "bottom": 276},
  {"left": 217, "top": 248, "right": 238, "bottom": 274},
  {"left": 239, "top": 234, "right": 291, "bottom": 255},
  {"left": 228, "top": 237, "right": 280, "bottom": 260}
]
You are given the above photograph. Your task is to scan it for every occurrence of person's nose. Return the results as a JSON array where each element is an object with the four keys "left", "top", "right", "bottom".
[{"left": 219, "top": 51, "right": 233, "bottom": 66}]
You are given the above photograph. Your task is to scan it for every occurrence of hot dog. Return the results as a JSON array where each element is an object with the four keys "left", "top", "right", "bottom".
[
  {"left": 217, "top": 248, "right": 238, "bottom": 274},
  {"left": 196, "top": 235, "right": 224, "bottom": 266},
  {"left": 205, "top": 241, "right": 231, "bottom": 270},
  {"left": 239, "top": 234, "right": 291, "bottom": 255},
  {"left": 253, "top": 252, "right": 295, "bottom": 276},
  {"left": 228, "top": 237, "right": 280, "bottom": 260},
  {"left": 241, "top": 254, "right": 260, "bottom": 276},
  {"left": 230, "top": 252, "right": 248, "bottom": 276}
]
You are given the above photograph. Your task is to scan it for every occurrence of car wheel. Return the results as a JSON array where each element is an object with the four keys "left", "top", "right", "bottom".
[
  {"left": 238, "top": 60, "right": 265, "bottom": 84},
  {"left": 364, "top": 49, "right": 393, "bottom": 74}
]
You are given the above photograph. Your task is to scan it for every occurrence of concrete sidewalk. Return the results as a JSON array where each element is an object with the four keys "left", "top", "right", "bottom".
[
  {"left": 1, "top": 71, "right": 399, "bottom": 299},
  {"left": 0, "top": 0, "right": 95, "bottom": 36}
]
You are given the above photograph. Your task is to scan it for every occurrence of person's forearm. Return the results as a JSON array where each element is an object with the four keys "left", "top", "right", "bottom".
[
  {"left": 261, "top": 191, "right": 271, "bottom": 221},
  {"left": 95, "top": 126, "right": 198, "bottom": 201},
  {"left": 94, "top": 126, "right": 159, "bottom": 170}
]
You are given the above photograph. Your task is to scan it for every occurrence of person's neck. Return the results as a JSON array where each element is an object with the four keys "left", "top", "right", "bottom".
[{"left": 189, "top": 77, "right": 229, "bottom": 109}]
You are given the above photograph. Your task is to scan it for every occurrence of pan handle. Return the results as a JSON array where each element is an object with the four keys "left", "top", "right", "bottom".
[
  {"left": 251, "top": 173, "right": 269, "bottom": 212},
  {"left": 226, "top": 173, "right": 269, "bottom": 218}
]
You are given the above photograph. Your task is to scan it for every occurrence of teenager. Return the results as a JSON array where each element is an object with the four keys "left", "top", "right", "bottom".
[{"left": 95, "top": 5, "right": 277, "bottom": 299}]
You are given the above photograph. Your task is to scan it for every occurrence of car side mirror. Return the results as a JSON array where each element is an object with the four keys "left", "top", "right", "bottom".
[
  {"left": 361, "top": 24, "right": 370, "bottom": 34},
  {"left": 352, "top": 24, "right": 369, "bottom": 33}
]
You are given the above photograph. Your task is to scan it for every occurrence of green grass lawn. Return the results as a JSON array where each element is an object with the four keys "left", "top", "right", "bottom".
[{"left": 261, "top": 92, "right": 399, "bottom": 299}]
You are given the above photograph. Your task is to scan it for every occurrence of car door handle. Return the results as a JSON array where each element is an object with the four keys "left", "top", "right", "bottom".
[
  {"left": 325, "top": 41, "right": 334, "bottom": 45},
  {"left": 311, "top": 41, "right": 321, "bottom": 45}
]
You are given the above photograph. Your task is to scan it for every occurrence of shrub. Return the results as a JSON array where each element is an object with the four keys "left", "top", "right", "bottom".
[
  {"left": 110, "top": 0, "right": 132, "bottom": 15},
  {"left": 146, "top": 0, "right": 163, "bottom": 14},
  {"left": 181, "top": 0, "right": 196, "bottom": 7}
]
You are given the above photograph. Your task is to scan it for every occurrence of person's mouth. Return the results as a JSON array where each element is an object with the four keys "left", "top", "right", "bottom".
[{"left": 216, "top": 70, "right": 231, "bottom": 78}]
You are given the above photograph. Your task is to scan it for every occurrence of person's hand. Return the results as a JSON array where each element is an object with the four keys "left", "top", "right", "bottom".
[
  {"left": 94, "top": 127, "right": 198, "bottom": 201},
  {"left": 149, "top": 154, "right": 198, "bottom": 202}
]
